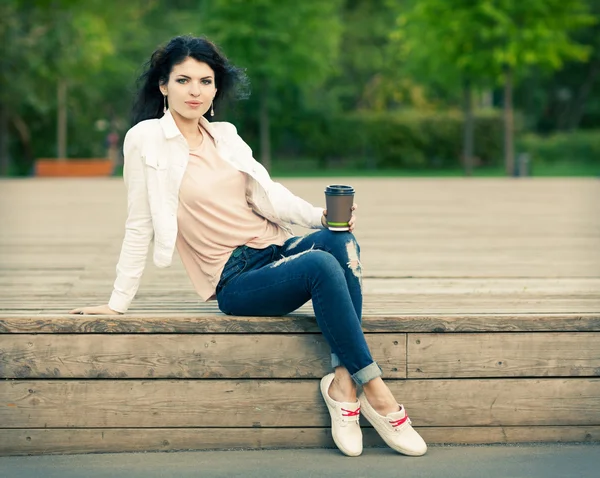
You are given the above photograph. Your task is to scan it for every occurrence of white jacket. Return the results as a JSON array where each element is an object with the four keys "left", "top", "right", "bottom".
[{"left": 108, "top": 110, "right": 325, "bottom": 313}]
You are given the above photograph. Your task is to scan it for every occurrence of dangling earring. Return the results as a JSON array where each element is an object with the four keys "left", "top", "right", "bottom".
[
  {"left": 163, "top": 95, "right": 168, "bottom": 114},
  {"left": 210, "top": 100, "right": 214, "bottom": 117}
]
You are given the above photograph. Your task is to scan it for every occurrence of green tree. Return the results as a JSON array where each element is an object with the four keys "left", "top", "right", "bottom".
[
  {"left": 332, "top": 0, "right": 409, "bottom": 112},
  {"left": 0, "top": 0, "right": 143, "bottom": 174},
  {"left": 392, "top": 0, "right": 492, "bottom": 176},
  {"left": 483, "top": 0, "right": 595, "bottom": 174},
  {"left": 0, "top": 0, "right": 197, "bottom": 175},
  {"left": 202, "top": 0, "right": 343, "bottom": 171},
  {"left": 515, "top": 0, "right": 600, "bottom": 133},
  {"left": 393, "top": 0, "right": 595, "bottom": 175}
]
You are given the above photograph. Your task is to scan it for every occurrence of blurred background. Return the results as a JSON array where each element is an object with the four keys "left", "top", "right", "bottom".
[{"left": 0, "top": 0, "right": 599, "bottom": 178}]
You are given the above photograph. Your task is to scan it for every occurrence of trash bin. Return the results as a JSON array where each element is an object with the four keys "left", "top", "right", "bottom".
[{"left": 514, "top": 152, "right": 531, "bottom": 177}]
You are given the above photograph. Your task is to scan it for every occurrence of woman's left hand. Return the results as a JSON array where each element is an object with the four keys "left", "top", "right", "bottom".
[{"left": 322, "top": 203, "right": 358, "bottom": 232}]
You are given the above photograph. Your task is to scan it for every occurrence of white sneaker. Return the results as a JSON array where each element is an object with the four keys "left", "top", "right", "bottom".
[
  {"left": 320, "top": 373, "right": 363, "bottom": 457},
  {"left": 358, "top": 391, "right": 427, "bottom": 456}
]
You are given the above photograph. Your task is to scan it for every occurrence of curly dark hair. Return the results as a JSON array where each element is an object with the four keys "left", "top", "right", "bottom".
[{"left": 131, "top": 35, "right": 250, "bottom": 125}]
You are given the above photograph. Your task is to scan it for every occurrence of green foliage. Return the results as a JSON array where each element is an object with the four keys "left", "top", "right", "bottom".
[
  {"left": 0, "top": 0, "right": 206, "bottom": 173},
  {"left": 298, "top": 109, "right": 509, "bottom": 170},
  {"left": 515, "top": 1, "right": 600, "bottom": 132},
  {"left": 518, "top": 130, "right": 600, "bottom": 165},
  {"left": 0, "top": 0, "right": 122, "bottom": 108},
  {"left": 392, "top": 0, "right": 596, "bottom": 89},
  {"left": 1, "top": 0, "right": 599, "bottom": 177},
  {"left": 202, "top": 0, "right": 343, "bottom": 90},
  {"left": 485, "top": 0, "right": 595, "bottom": 72},
  {"left": 391, "top": 0, "right": 596, "bottom": 175},
  {"left": 329, "top": 0, "right": 408, "bottom": 111}
]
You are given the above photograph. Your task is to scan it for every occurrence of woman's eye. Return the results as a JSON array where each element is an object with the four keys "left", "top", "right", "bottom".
[
  {"left": 176, "top": 79, "right": 187, "bottom": 84},
  {"left": 202, "top": 80, "right": 212, "bottom": 85}
]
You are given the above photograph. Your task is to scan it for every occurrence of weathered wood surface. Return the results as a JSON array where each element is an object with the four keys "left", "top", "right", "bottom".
[
  {"left": 3, "top": 379, "right": 599, "bottom": 428},
  {"left": 2, "top": 313, "right": 599, "bottom": 334},
  {"left": 408, "top": 332, "right": 600, "bottom": 378},
  {"left": 0, "top": 334, "right": 407, "bottom": 379},
  {"left": 1, "top": 178, "right": 599, "bottom": 316},
  {"left": 2, "top": 426, "right": 599, "bottom": 456},
  {"left": 1, "top": 178, "right": 599, "bottom": 453},
  {"left": 3, "top": 332, "right": 600, "bottom": 380}
]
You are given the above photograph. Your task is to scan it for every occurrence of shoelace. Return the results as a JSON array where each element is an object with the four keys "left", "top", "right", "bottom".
[
  {"left": 342, "top": 407, "right": 360, "bottom": 423},
  {"left": 389, "top": 415, "right": 410, "bottom": 428},
  {"left": 341, "top": 407, "right": 361, "bottom": 420}
]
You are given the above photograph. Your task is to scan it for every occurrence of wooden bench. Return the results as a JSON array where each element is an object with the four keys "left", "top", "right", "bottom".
[
  {"left": 35, "top": 159, "right": 114, "bottom": 177},
  {"left": 1, "top": 311, "right": 599, "bottom": 455},
  {"left": 1, "top": 177, "right": 599, "bottom": 455}
]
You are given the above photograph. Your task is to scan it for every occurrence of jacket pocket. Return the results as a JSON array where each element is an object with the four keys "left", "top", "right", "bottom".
[{"left": 143, "top": 151, "right": 167, "bottom": 170}]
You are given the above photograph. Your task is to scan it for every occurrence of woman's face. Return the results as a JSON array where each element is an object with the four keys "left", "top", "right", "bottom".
[{"left": 160, "top": 57, "right": 217, "bottom": 121}]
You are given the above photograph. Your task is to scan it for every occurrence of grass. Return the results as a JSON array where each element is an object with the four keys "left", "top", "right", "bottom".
[{"left": 269, "top": 161, "right": 600, "bottom": 178}]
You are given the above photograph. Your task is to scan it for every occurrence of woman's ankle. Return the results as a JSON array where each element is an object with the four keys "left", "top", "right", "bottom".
[
  {"left": 328, "top": 373, "right": 357, "bottom": 403},
  {"left": 362, "top": 378, "right": 400, "bottom": 416}
]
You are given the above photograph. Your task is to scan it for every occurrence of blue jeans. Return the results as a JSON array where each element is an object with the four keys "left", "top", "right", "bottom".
[{"left": 216, "top": 229, "right": 382, "bottom": 385}]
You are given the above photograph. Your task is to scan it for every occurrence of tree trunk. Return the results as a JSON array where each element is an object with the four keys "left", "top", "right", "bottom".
[
  {"left": 462, "top": 80, "right": 474, "bottom": 177},
  {"left": 259, "top": 78, "right": 271, "bottom": 172},
  {"left": 503, "top": 66, "right": 514, "bottom": 176},
  {"left": 0, "top": 103, "right": 9, "bottom": 176},
  {"left": 12, "top": 114, "right": 35, "bottom": 175},
  {"left": 57, "top": 79, "right": 67, "bottom": 160}
]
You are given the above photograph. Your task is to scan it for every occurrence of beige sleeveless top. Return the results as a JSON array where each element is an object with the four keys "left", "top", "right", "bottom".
[{"left": 175, "top": 125, "right": 289, "bottom": 301}]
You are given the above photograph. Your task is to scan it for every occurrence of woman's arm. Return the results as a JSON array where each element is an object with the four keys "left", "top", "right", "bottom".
[
  {"left": 258, "top": 163, "right": 326, "bottom": 228},
  {"left": 107, "top": 128, "right": 154, "bottom": 313},
  {"left": 227, "top": 123, "right": 325, "bottom": 229}
]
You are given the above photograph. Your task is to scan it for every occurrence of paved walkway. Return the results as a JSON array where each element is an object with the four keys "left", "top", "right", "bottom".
[{"left": 1, "top": 445, "right": 599, "bottom": 478}]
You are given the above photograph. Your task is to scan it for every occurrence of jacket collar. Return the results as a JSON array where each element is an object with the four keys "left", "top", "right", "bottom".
[{"left": 159, "top": 109, "right": 218, "bottom": 140}]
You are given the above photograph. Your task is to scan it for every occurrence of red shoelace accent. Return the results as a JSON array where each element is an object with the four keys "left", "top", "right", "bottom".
[
  {"left": 341, "top": 407, "right": 361, "bottom": 417},
  {"left": 389, "top": 415, "right": 409, "bottom": 427}
]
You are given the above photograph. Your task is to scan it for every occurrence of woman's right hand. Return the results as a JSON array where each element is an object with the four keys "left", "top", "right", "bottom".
[{"left": 68, "top": 305, "right": 122, "bottom": 315}]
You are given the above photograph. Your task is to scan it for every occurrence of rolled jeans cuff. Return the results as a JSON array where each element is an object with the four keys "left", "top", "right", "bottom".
[{"left": 351, "top": 361, "right": 383, "bottom": 386}]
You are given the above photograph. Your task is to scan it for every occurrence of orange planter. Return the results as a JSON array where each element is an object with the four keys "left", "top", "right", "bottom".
[{"left": 35, "top": 159, "right": 114, "bottom": 177}]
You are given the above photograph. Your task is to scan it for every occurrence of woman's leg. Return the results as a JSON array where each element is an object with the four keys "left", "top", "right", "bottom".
[
  {"left": 217, "top": 246, "right": 380, "bottom": 386},
  {"left": 217, "top": 242, "right": 399, "bottom": 416},
  {"left": 278, "top": 229, "right": 363, "bottom": 398},
  {"left": 279, "top": 229, "right": 362, "bottom": 321},
  {"left": 217, "top": 242, "right": 426, "bottom": 456},
  {"left": 278, "top": 230, "right": 363, "bottom": 402}
]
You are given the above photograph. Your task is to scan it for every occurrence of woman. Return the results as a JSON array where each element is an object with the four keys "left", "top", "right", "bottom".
[{"left": 69, "top": 35, "right": 426, "bottom": 458}]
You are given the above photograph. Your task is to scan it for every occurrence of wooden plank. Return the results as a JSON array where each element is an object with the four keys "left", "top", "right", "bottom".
[
  {"left": 408, "top": 332, "right": 600, "bottom": 378},
  {"left": 3, "top": 295, "right": 599, "bottom": 315},
  {"left": 1, "top": 426, "right": 599, "bottom": 456},
  {"left": 1, "top": 313, "right": 599, "bottom": 334},
  {"left": 3, "top": 301, "right": 599, "bottom": 315},
  {"left": 2, "top": 277, "right": 600, "bottom": 294},
  {"left": 2, "top": 379, "right": 599, "bottom": 428},
  {"left": 0, "top": 334, "right": 406, "bottom": 379},
  {"left": 4, "top": 277, "right": 600, "bottom": 291},
  {"left": 363, "top": 278, "right": 600, "bottom": 295},
  {"left": 1, "top": 178, "right": 599, "bottom": 318}
]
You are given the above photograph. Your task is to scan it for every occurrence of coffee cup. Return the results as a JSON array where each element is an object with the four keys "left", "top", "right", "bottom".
[{"left": 324, "top": 185, "right": 355, "bottom": 231}]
